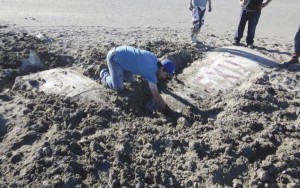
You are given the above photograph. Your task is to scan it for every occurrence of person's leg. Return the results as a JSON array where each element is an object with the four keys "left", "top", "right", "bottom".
[
  {"left": 246, "top": 10, "right": 261, "bottom": 46},
  {"left": 198, "top": 8, "right": 206, "bottom": 32},
  {"left": 191, "top": 6, "right": 201, "bottom": 43},
  {"left": 293, "top": 25, "right": 300, "bottom": 58},
  {"left": 102, "top": 49, "right": 124, "bottom": 91},
  {"left": 234, "top": 9, "right": 248, "bottom": 44},
  {"left": 286, "top": 26, "right": 300, "bottom": 64}
]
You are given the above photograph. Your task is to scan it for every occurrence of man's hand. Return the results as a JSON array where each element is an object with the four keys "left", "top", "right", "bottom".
[
  {"left": 161, "top": 105, "right": 174, "bottom": 117},
  {"left": 208, "top": 0, "right": 212, "bottom": 12},
  {"left": 239, "top": 0, "right": 244, "bottom": 6},
  {"left": 148, "top": 82, "right": 166, "bottom": 110},
  {"left": 148, "top": 82, "right": 175, "bottom": 117}
]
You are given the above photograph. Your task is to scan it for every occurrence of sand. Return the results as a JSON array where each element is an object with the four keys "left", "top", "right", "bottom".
[
  {"left": 0, "top": 0, "right": 300, "bottom": 187},
  {"left": 1, "top": 0, "right": 299, "bottom": 39}
]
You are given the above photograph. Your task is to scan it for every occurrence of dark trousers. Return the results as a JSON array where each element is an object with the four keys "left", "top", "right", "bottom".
[
  {"left": 234, "top": 9, "right": 261, "bottom": 45},
  {"left": 294, "top": 25, "right": 300, "bottom": 54}
]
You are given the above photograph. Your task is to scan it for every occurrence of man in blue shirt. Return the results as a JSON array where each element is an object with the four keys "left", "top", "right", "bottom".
[
  {"left": 233, "top": 0, "right": 272, "bottom": 49},
  {"left": 100, "top": 46, "right": 175, "bottom": 116}
]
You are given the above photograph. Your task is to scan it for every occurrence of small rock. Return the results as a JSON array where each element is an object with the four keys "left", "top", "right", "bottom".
[
  {"left": 287, "top": 183, "right": 299, "bottom": 188},
  {"left": 42, "top": 146, "right": 52, "bottom": 157},
  {"left": 257, "top": 169, "right": 270, "bottom": 182},
  {"left": 232, "top": 179, "right": 243, "bottom": 188},
  {"left": 90, "top": 141, "right": 103, "bottom": 153},
  {"left": 177, "top": 117, "right": 191, "bottom": 128},
  {"left": 135, "top": 182, "right": 144, "bottom": 188}
]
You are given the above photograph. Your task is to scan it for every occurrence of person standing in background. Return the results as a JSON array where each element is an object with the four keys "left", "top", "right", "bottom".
[
  {"left": 189, "top": 0, "right": 212, "bottom": 46},
  {"left": 233, "top": 0, "right": 272, "bottom": 49}
]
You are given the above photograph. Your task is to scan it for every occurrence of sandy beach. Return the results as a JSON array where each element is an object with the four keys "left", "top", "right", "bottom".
[
  {"left": 1, "top": 0, "right": 299, "bottom": 39},
  {"left": 0, "top": 0, "right": 300, "bottom": 187}
]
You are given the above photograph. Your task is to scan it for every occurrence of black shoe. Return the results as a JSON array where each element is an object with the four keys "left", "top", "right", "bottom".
[
  {"left": 247, "top": 44, "right": 255, "bottom": 49},
  {"left": 232, "top": 41, "right": 240, "bottom": 46}
]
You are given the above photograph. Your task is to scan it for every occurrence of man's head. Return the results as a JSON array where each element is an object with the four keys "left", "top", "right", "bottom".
[{"left": 157, "top": 59, "right": 175, "bottom": 81}]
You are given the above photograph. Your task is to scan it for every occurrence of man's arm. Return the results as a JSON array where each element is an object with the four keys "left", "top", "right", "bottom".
[
  {"left": 148, "top": 82, "right": 173, "bottom": 116},
  {"left": 148, "top": 82, "right": 166, "bottom": 110},
  {"left": 208, "top": 0, "right": 212, "bottom": 12},
  {"left": 149, "top": 82, "right": 176, "bottom": 117},
  {"left": 239, "top": 0, "right": 244, "bottom": 6},
  {"left": 260, "top": 0, "right": 271, "bottom": 9},
  {"left": 189, "top": 0, "right": 193, "bottom": 11}
]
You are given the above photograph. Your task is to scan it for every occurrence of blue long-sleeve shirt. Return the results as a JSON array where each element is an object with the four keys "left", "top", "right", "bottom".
[{"left": 113, "top": 46, "right": 158, "bottom": 83}]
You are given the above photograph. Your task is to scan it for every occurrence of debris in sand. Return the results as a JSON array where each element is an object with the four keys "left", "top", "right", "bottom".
[
  {"left": 20, "top": 50, "right": 45, "bottom": 72},
  {"left": 36, "top": 33, "right": 53, "bottom": 44}
]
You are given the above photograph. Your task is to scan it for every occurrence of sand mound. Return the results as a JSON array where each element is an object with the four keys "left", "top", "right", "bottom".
[
  {"left": 12, "top": 68, "right": 106, "bottom": 104},
  {"left": 0, "top": 26, "right": 299, "bottom": 187}
]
